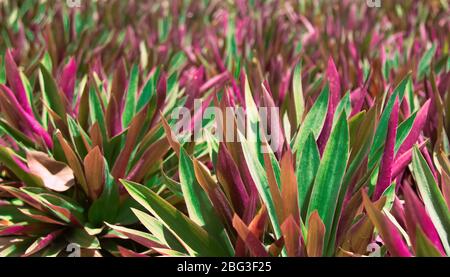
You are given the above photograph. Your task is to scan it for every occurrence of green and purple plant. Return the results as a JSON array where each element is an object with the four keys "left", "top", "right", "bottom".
[{"left": 0, "top": 0, "right": 449, "bottom": 257}]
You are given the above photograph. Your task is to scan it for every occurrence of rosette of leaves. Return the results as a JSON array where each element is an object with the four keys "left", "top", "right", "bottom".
[
  {"left": 0, "top": 48, "right": 177, "bottom": 256},
  {"left": 114, "top": 61, "right": 438, "bottom": 256},
  {"left": 1, "top": 0, "right": 449, "bottom": 258}
]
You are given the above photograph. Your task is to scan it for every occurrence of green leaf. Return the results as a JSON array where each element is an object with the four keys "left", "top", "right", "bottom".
[
  {"left": 0, "top": 119, "right": 35, "bottom": 148},
  {"left": 20, "top": 72, "right": 34, "bottom": 115},
  {"left": 137, "top": 67, "right": 160, "bottom": 111},
  {"left": 297, "top": 132, "right": 320, "bottom": 218},
  {"left": 203, "top": 129, "right": 219, "bottom": 166},
  {"left": 238, "top": 132, "right": 283, "bottom": 241},
  {"left": 326, "top": 109, "right": 376, "bottom": 256},
  {"left": 406, "top": 75, "right": 416, "bottom": 112},
  {"left": 88, "top": 160, "right": 119, "bottom": 226},
  {"left": 132, "top": 208, "right": 186, "bottom": 253},
  {"left": 0, "top": 55, "right": 5, "bottom": 84},
  {"left": 394, "top": 112, "right": 416, "bottom": 152},
  {"left": 41, "top": 52, "right": 53, "bottom": 72},
  {"left": 244, "top": 75, "right": 263, "bottom": 163},
  {"left": 158, "top": 16, "right": 171, "bottom": 42},
  {"left": 65, "top": 228, "right": 100, "bottom": 249},
  {"left": 39, "top": 64, "right": 66, "bottom": 119},
  {"left": 67, "top": 116, "right": 91, "bottom": 158},
  {"left": 292, "top": 84, "right": 329, "bottom": 155},
  {"left": 415, "top": 226, "right": 442, "bottom": 257},
  {"left": 368, "top": 74, "right": 410, "bottom": 169},
  {"left": 0, "top": 205, "right": 36, "bottom": 223},
  {"left": 332, "top": 91, "right": 351, "bottom": 124},
  {"left": 293, "top": 62, "right": 305, "bottom": 126},
  {"left": 417, "top": 44, "right": 436, "bottom": 80},
  {"left": 161, "top": 167, "right": 183, "bottom": 198},
  {"left": 412, "top": 146, "right": 450, "bottom": 255},
  {"left": 122, "top": 64, "right": 139, "bottom": 128},
  {"left": 0, "top": 146, "right": 44, "bottom": 188},
  {"left": 105, "top": 222, "right": 164, "bottom": 249},
  {"left": 88, "top": 85, "right": 106, "bottom": 139},
  {"left": 114, "top": 197, "right": 141, "bottom": 225},
  {"left": 121, "top": 180, "right": 232, "bottom": 256},
  {"left": 382, "top": 182, "right": 396, "bottom": 211},
  {"left": 178, "top": 148, "right": 232, "bottom": 252},
  {"left": 0, "top": 238, "right": 33, "bottom": 257},
  {"left": 56, "top": 132, "right": 89, "bottom": 195},
  {"left": 306, "top": 112, "right": 349, "bottom": 253},
  {"left": 168, "top": 52, "right": 187, "bottom": 75},
  {"left": 34, "top": 192, "right": 85, "bottom": 224}
]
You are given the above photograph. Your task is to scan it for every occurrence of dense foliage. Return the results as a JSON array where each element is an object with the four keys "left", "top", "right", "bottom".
[{"left": 0, "top": 0, "right": 449, "bottom": 257}]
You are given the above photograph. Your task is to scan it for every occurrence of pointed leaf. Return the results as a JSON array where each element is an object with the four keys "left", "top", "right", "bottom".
[
  {"left": 233, "top": 214, "right": 269, "bottom": 257},
  {"left": 83, "top": 147, "right": 104, "bottom": 200},
  {"left": 40, "top": 64, "right": 66, "bottom": 119},
  {"left": 373, "top": 98, "right": 399, "bottom": 200},
  {"left": 306, "top": 211, "right": 325, "bottom": 257},
  {"left": 121, "top": 180, "right": 232, "bottom": 256},
  {"left": 292, "top": 84, "right": 329, "bottom": 154},
  {"left": 307, "top": 112, "right": 349, "bottom": 251},
  {"left": 297, "top": 133, "right": 320, "bottom": 216},
  {"left": 362, "top": 191, "right": 412, "bottom": 257},
  {"left": 122, "top": 64, "right": 139, "bottom": 128},
  {"left": 412, "top": 146, "right": 450, "bottom": 254}
]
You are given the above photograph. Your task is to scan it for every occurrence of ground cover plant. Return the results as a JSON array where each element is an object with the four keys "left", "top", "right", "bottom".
[{"left": 0, "top": 0, "right": 449, "bottom": 257}]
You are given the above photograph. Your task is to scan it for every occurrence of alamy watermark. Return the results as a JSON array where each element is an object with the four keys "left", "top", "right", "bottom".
[
  {"left": 66, "top": 0, "right": 81, "bottom": 8},
  {"left": 66, "top": 243, "right": 81, "bottom": 257},
  {"left": 170, "top": 99, "right": 282, "bottom": 154},
  {"left": 366, "top": 0, "right": 381, "bottom": 8}
]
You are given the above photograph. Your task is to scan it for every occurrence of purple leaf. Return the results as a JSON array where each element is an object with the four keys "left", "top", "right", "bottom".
[
  {"left": 149, "top": 72, "right": 167, "bottom": 127},
  {"left": 233, "top": 214, "right": 269, "bottom": 257},
  {"left": 392, "top": 141, "right": 427, "bottom": 179},
  {"left": 184, "top": 67, "right": 204, "bottom": 109},
  {"left": 0, "top": 224, "right": 33, "bottom": 236},
  {"left": 317, "top": 57, "right": 340, "bottom": 154},
  {"left": 106, "top": 60, "right": 127, "bottom": 137},
  {"left": 419, "top": 139, "right": 439, "bottom": 180},
  {"left": 373, "top": 97, "right": 399, "bottom": 200},
  {"left": 23, "top": 229, "right": 64, "bottom": 257},
  {"left": 0, "top": 84, "right": 53, "bottom": 148},
  {"left": 58, "top": 57, "right": 77, "bottom": 110},
  {"left": 403, "top": 184, "right": 445, "bottom": 255},
  {"left": 217, "top": 143, "right": 250, "bottom": 217},
  {"left": 350, "top": 87, "right": 366, "bottom": 116},
  {"left": 362, "top": 191, "right": 412, "bottom": 257},
  {"left": 326, "top": 57, "right": 342, "bottom": 103},
  {"left": 4, "top": 49, "right": 33, "bottom": 116},
  {"left": 396, "top": 100, "right": 430, "bottom": 159},
  {"left": 199, "top": 71, "right": 229, "bottom": 94},
  {"left": 261, "top": 83, "right": 285, "bottom": 156}
]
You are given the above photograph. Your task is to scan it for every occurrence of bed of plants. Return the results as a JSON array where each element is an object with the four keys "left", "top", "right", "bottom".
[{"left": 0, "top": 0, "right": 449, "bottom": 257}]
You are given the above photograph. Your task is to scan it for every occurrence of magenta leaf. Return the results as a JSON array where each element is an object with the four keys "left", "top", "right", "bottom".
[{"left": 373, "top": 97, "right": 399, "bottom": 200}]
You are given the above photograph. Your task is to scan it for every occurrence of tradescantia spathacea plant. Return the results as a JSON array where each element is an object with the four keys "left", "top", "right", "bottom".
[
  {"left": 0, "top": 45, "right": 176, "bottom": 256},
  {"left": 1, "top": 0, "right": 450, "bottom": 257}
]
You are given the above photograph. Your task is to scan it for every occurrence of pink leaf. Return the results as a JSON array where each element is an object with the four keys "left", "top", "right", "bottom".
[
  {"left": 403, "top": 184, "right": 445, "bottom": 255},
  {"left": 395, "top": 100, "right": 430, "bottom": 159},
  {"left": 4, "top": 49, "right": 32, "bottom": 115},
  {"left": 0, "top": 84, "right": 53, "bottom": 148},
  {"left": 317, "top": 57, "right": 341, "bottom": 154},
  {"left": 58, "top": 57, "right": 77, "bottom": 110},
  {"left": 23, "top": 229, "right": 64, "bottom": 257},
  {"left": 373, "top": 97, "right": 399, "bottom": 200}
]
